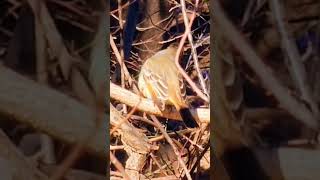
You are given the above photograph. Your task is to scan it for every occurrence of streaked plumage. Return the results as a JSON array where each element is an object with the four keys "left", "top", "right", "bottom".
[{"left": 138, "top": 46, "right": 198, "bottom": 128}]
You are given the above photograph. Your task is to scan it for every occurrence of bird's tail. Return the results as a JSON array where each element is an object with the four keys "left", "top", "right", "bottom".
[{"left": 179, "top": 108, "right": 199, "bottom": 128}]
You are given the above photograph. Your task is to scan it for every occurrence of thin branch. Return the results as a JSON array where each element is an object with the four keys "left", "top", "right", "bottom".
[
  {"left": 110, "top": 101, "right": 139, "bottom": 135},
  {"left": 269, "top": 0, "right": 319, "bottom": 119},
  {"left": 110, "top": 82, "right": 210, "bottom": 123},
  {"left": 110, "top": 34, "right": 135, "bottom": 87},
  {"left": 150, "top": 115, "right": 193, "bottom": 180},
  {"left": 110, "top": 152, "right": 131, "bottom": 180},
  {"left": 180, "top": 0, "right": 209, "bottom": 97},
  {"left": 175, "top": 0, "right": 209, "bottom": 103},
  {"left": 110, "top": 145, "right": 125, "bottom": 151},
  {"left": 110, "top": 105, "right": 156, "bottom": 153}
]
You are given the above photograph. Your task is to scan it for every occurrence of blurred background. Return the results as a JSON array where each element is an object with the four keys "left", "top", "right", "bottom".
[
  {"left": 213, "top": 0, "right": 320, "bottom": 180},
  {"left": 0, "top": 0, "right": 107, "bottom": 180}
]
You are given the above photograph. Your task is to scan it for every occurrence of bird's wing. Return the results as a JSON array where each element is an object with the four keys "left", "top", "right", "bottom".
[
  {"left": 142, "top": 67, "right": 169, "bottom": 110},
  {"left": 178, "top": 74, "right": 186, "bottom": 99}
]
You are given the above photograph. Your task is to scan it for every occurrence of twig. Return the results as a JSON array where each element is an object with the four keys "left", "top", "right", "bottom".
[
  {"left": 149, "top": 129, "right": 193, "bottom": 142},
  {"left": 117, "top": 0, "right": 128, "bottom": 113},
  {"left": 111, "top": 170, "right": 123, "bottom": 177},
  {"left": 150, "top": 153, "right": 169, "bottom": 176},
  {"left": 110, "top": 145, "right": 125, "bottom": 151},
  {"left": 50, "top": 143, "right": 84, "bottom": 180},
  {"left": 110, "top": 101, "right": 140, "bottom": 135},
  {"left": 269, "top": 0, "right": 319, "bottom": 120},
  {"left": 110, "top": 34, "right": 139, "bottom": 92},
  {"left": 110, "top": 152, "right": 131, "bottom": 180},
  {"left": 117, "top": 0, "right": 124, "bottom": 30},
  {"left": 110, "top": 34, "right": 132, "bottom": 83},
  {"left": 181, "top": 133, "right": 204, "bottom": 151},
  {"left": 175, "top": 0, "right": 209, "bottom": 103},
  {"left": 110, "top": 82, "right": 210, "bottom": 123},
  {"left": 136, "top": 13, "right": 174, "bottom": 31},
  {"left": 180, "top": 0, "right": 209, "bottom": 98},
  {"left": 189, "top": 142, "right": 210, "bottom": 176},
  {"left": 110, "top": 105, "right": 156, "bottom": 154},
  {"left": 150, "top": 115, "right": 193, "bottom": 180},
  {"left": 130, "top": 115, "right": 158, "bottom": 127},
  {"left": 110, "top": 0, "right": 135, "bottom": 14}
]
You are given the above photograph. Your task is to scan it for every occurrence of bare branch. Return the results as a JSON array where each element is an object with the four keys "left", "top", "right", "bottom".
[{"left": 110, "top": 82, "right": 210, "bottom": 123}]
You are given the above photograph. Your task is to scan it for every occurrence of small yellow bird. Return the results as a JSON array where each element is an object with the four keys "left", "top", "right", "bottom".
[{"left": 138, "top": 45, "right": 199, "bottom": 128}]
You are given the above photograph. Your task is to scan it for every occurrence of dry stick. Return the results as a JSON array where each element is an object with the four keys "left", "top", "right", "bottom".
[
  {"left": 110, "top": 0, "right": 135, "bottom": 14},
  {"left": 240, "top": 0, "right": 256, "bottom": 27},
  {"left": 181, "top": 133, "right": 204, "bottom": 151},
  {"left": 110, "top": 34, "right": 135, "bottom": 87},
  {"left": 159, "top": 34, "right": 184, "bottom": 44},
  {"left": 50, "top": 143, "right": 84, "bottom": 180},
  {"left": 32, "top": 0, "right": 56, "bottom": 165},
  {"left": 189, "top": 142, "right": 210, "bottom": 175},
  {"left": 110, "top": 104, "right": 157, "bottom": 152},
  {"left": 150, "top": 153, "right": 169, "bottom": 176},
  {"left": 110, "top": 101, "right": 140, "bottom": 135},
  {"left": 194, "top": 36, "right": 210, "bottom": 48},
  {"left": 117, "top": 0, "right": 124, "bottom": 30},
  {"left": 130, "top": 115, "right": 159, "bottom": 127},
  {"left": 110, "top": 145, "right": 125, "bottom": 150},
  {"left": 213, "top": 1, "right": 317, "bottom": 130},
  {"left": 111, "top": 13, "right": 122, "bottom": 22},
  {"left": 149, "top": 129, "right": 193, "bottom": 142},
  {"left": 117, "top": 0, "right": 128, "bottom": 114},
  {"left": 151, "top": 176, "right": 180, "bottom": 180},
  {"left": 175, "top": 1, "right": 209, "bottom": 103},
  {"left": 111, "top": 170, "right": 124, "bottom": 177},
  {"left": 136, "top": 13, "right": 174, "bottom": 31},
  {"left": 269, "top": 0, "right": 319, "bottom": 120},
  {"left": 110, "top": 152, "right": 131, "bottom": 180},
  {"left": 150, "top": 115, "right": 193, "bottom": 180},
  {"left": 180, "top": 0, "right": 209, "bottom": 98},
  {"left": 110, "top": 82, "right": 210, "bottom": 123}
]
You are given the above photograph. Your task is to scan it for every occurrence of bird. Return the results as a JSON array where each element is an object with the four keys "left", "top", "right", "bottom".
[{"left": 138, "top": 45, "right": 199, "bottom": 128}]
